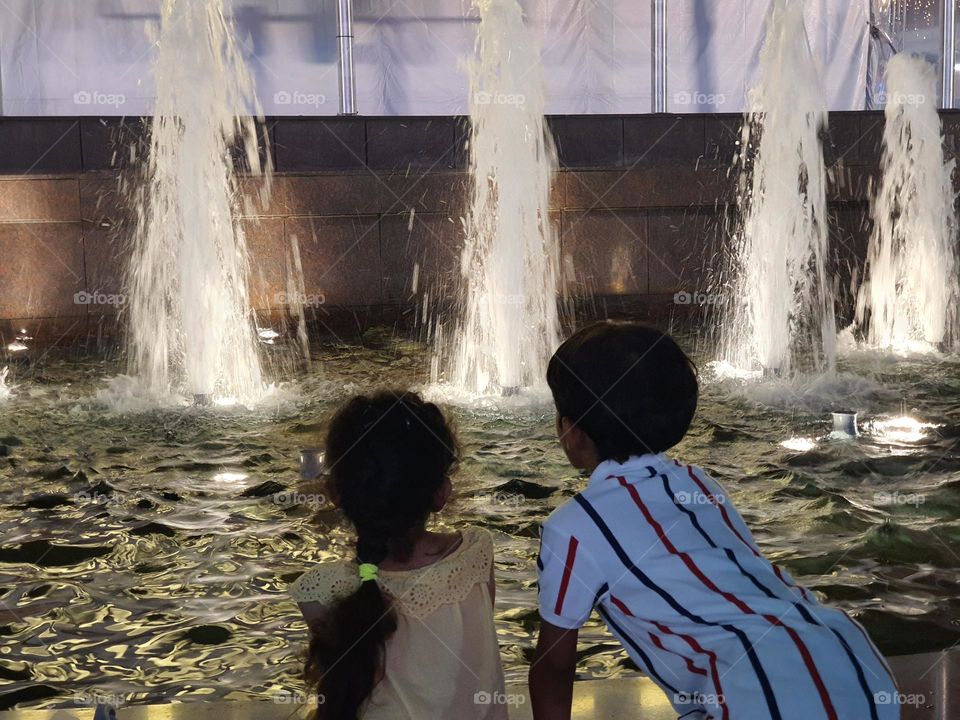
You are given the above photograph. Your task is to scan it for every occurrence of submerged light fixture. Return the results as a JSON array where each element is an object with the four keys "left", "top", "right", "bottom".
[
  {"left": 300, "top": 449, "right": 324, "bottom": 480},
  {"left": 831, "top": 411, "right": 859, "bottom": 438}
]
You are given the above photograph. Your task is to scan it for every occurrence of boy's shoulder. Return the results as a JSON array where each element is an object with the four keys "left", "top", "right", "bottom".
[
  {"left": 542, "top": 456, "right": 727, "bottom": 531},
  {"left": 543, "top": 490, "right": 592, "bottom": 535}
]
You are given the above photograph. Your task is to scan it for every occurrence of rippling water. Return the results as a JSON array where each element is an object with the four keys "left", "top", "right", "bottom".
[{"left": 1, "top": 334, "right": 959, "bottom": 709}]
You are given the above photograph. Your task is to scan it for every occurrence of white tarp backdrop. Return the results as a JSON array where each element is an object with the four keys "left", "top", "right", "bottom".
[{"left": 0, "top": 0, "right": 870, "bottom": 116}]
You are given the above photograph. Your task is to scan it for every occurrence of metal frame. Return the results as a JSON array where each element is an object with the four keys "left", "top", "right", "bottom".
[
  {"left": 943, "top": 0, "right": 956, "bottom": 108},
  {"left": 337, "top": 0, "right": 357, "bottom": 115},
  {"left": 652, "top": 0, "right": 667, "bottom": 113}
]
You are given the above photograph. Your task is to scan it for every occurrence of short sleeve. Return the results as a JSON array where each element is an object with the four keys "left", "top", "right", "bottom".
[
  {"left": 288, "top": 562, "right": 357, "bottom": 606},
  {"left": 464, "top": 526, "right": 494, "bottom": 574},
  {"left": 536, "top": 517, "right": 607, "bottom": 630}
]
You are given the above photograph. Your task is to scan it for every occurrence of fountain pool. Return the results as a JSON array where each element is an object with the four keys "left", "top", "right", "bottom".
[{"left": 1, "top": 337, "right": 958, "bottom": 709}]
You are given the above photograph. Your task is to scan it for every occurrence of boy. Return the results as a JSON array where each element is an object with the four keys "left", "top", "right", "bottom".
[{"left": 529, "top": 321, "right": 898, "bottom": 720}]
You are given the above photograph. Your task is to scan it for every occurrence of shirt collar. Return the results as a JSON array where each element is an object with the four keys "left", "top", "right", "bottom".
[{"left": 587, "top": 453, "right": 668, "bottom": 487}]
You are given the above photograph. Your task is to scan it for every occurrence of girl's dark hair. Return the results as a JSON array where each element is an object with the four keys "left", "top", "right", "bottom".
[
  {"left": 547, "top": 321, "right": 698, "bottom": 462},
  {"left": 304, "top": 390, "right": 459, "bottom": 720}
]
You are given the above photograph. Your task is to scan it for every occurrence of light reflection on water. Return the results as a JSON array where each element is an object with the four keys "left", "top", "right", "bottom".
[{"left": 1, "top": 338, "right": 959, "bottom": 708}]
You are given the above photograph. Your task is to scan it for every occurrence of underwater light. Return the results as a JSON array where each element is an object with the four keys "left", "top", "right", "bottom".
[
  {"left": 781, "top": 437, "right": 816, "bottom": 452},
  {"left": 213, "top": 471, "right": 248, "bottom": 483},
  {"left": 6, "top": 342, "right": 27, "bottom": 353},
  {"left": 873, "top": 416, "right": 936, "bottom": 444},
  {"left": 831, "top": 411, "right": 859, "bottom": 438},
  {"left": 300, "top": 449, "right": 324, "bottom": 480}
]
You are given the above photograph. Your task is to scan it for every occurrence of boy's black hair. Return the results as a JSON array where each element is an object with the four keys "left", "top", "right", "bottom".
[{"left": 546, "top": 321, "right": 698, "bottom": 462}]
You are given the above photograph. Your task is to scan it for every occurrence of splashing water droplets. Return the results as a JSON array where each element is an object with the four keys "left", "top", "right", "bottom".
[
  {"left": 0, "top": 367, "right": 11, "bottom": 401},
  {"left": 854, "top": 54, "right": 960, "bottom": 353},
  {"left": 715, "top": 0, "right": 835, "bottom": 376},
  {"left": 126, "top": 0, "right": 270, "bottom": 405},
  {"left": 431, "top": 0, "right": 562, "bottom": 400}
]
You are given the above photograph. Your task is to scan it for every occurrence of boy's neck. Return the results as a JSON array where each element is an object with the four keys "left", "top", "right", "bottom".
[{"left": 584, "top": 453, "right": 664, "bottom": 477}]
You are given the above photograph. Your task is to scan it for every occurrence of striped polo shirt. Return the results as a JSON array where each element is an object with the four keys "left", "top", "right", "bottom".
[{"left": 537, "top": 454, "right": 899, "bottom": 720}]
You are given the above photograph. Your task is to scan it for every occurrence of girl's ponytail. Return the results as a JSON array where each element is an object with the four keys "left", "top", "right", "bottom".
[{"left": 304, "top": 529, "right": 395, "bottom": 720}]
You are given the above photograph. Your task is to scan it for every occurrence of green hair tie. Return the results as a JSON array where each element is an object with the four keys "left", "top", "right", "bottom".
[{"left": 358, "top": 563, "right": 379, "bottom": 583}]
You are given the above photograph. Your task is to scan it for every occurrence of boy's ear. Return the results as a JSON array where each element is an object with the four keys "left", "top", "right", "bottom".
[
  {"left": 557, "top": 416, "right": 600, "bottom": 471},
  {"left": 432, "top": 475, "right": 452, "bottom": 512},
  {"left": 557, "top": 416, "right": 580, "bottom": 452}
]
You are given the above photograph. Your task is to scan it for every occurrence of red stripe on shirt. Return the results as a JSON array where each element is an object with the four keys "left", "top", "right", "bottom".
[
  {"left": 554, "top": 535, "right": 579, "bottom": 616},
  {"left": 618, "top": 476, "right": 838, "bottom": 720},
  {"left": 652, "top": 621, "right": 728, "bottom": 719},
  {"left": 611, "top": 594, "right": 711, "bottom": 681},
  {"left": 609, "top": 594, "right": 632, "bottom": 615},
  {"left": 681, "top": 461, "right": 814, "bottom": 603}
]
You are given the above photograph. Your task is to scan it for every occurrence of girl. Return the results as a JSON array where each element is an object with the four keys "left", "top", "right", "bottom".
[{"left": 290, "top": 390, "right": 507, "bottom": 720}]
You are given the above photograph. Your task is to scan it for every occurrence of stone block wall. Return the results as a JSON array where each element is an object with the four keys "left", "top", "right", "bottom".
[{"left": 0, "top": 111, "right": 954, "bottom": 348}]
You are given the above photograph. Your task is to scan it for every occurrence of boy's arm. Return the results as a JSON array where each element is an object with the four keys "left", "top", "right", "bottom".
[
  {"left": 532, "top": 517, "right": 607, "bottom": 720},
  {"left": 529, "top": 620, "right": 578, "bottom": 720}
]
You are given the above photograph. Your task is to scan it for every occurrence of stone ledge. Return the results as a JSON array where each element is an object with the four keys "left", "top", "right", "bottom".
[{"left": 0, "top": 650, "right": 952, "bottom": 720}]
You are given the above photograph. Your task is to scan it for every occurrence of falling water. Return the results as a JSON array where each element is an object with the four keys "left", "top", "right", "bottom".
[
  {"left": 0, "top": 367, "right": 10, "bottom": 401},
  {"left": 854, "top": 54, "right": 959, "bottom": 353},
  {"left": 431, "top": 0, "right": 561, "bottom": 397},
  {"left": 715, "top": 0, "right": 835, "bottom": 376},
  {"left": 125, "top": 0, "right": 271, "bottom": 405}
]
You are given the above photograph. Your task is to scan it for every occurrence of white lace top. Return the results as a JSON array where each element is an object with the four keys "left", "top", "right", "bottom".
[{"left": 289, "top": 526, "right": 507, "bottom": 720}]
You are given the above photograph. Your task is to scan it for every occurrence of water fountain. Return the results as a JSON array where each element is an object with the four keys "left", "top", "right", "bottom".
[
  {"left": 713, "top": 0, "right": 835, "bottom": 377},
  {"left": 430, "top": 0, "right": 561, "bottom": 398},
  {"left": 125, "top": 0, "right": 272, "bottom": 406},
  {"left": 853, "top": 53, "right": 959, "bottom": 353}
]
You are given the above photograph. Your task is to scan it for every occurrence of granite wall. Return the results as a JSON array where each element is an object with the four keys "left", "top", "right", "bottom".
[{"left": 0, "top": 112, "right": 954, "bottom": 349}]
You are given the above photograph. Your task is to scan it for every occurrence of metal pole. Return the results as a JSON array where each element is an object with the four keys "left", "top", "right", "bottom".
[
  {"left": 652, "top": 0, "right": 667, "bottom": 113},
  {"left": 337, "top": 0, "right": 357, "bottom": 115},
  {"left": 943, "top": 0, "right": 956, "bottom": 108}
]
